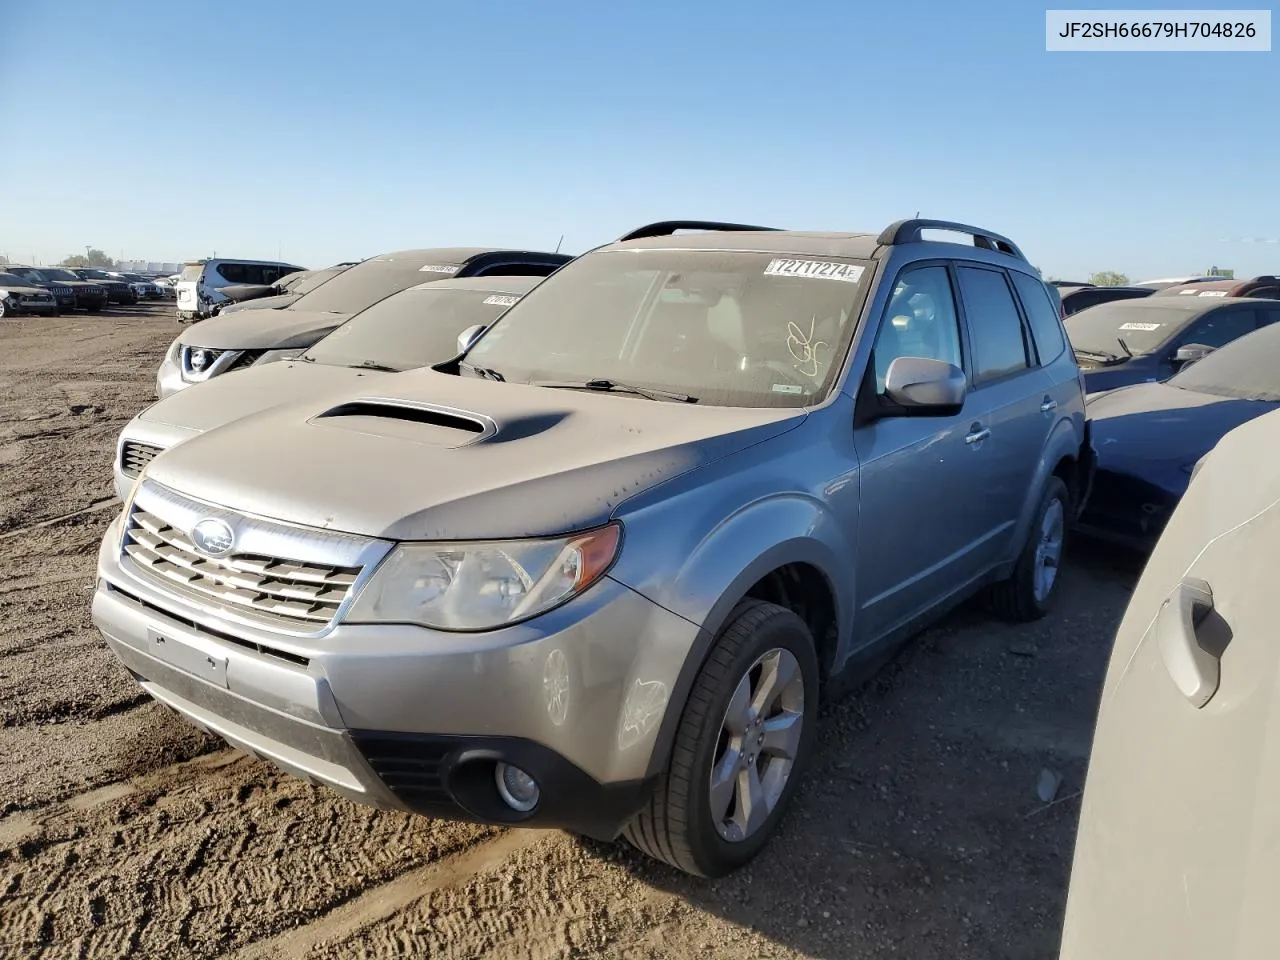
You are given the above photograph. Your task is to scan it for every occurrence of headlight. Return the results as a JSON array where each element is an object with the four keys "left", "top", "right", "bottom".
[
  {"left": 0, "top": 289, "right": 10, "bottom": 299},
  {"left": 345, "top": 523, "right": 622, "bottom": 631}
]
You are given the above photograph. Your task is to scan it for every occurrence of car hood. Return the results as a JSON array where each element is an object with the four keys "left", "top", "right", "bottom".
[
  {"left": 219, "top": 293, "right": 300, "bottom": 315},
  {"left": 137, "top": 361, "right": 383, "bottom": 434},
  {"left": 142, "top": 370, "right": 806, "bottom": 541},
  {"left": 178, "top": 308, "right": 352, "bottom": 351},
  {"left": 1, "top": 283, "right": 49, "bottom": 296},
  {"left": 1089, "top": 381, "right": 1277, "bottom": 476}
]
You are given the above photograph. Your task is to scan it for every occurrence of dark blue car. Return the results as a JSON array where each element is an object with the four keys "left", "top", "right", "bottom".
[
  {"left": 1066, "top": 296, "right": 1280, "bottom": 395},
  {"left": 1077, "top": 320, "right": 1280, "bottom": 548}
]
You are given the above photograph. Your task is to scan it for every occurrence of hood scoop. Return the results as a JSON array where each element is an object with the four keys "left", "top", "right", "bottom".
[{"left": 311, "top": 398, "right": 496, "bottom": 448}]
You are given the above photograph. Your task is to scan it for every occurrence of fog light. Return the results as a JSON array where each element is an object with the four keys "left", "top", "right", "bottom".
[{"left": 494, "top": 762, "right": 540, "bottom": 812}]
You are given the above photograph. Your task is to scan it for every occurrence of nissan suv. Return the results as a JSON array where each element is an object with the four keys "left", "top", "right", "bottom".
[
  {"left": 92, "top": 218, "right": 1093, "bottom": 878},
  {"left": 155, "top": 248, "right": 573, "bottom": 398}
]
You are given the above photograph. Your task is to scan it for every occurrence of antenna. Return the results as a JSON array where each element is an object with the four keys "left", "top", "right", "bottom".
[{"left": 554, "top": 234, "right": 564, "bottom": 254}]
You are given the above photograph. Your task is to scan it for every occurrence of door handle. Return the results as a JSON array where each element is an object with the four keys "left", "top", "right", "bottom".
[
  {"left": 1040, "top": 397, "right": 1058, "bottom": 413},
  {"left": 1154, "top": 577, "right": 1219, "bottom": 708},
  {"left": 964, "top": 426, "right": 991, "bottom": 445}
]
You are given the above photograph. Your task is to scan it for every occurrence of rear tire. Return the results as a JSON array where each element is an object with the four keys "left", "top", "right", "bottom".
[
  {"left": 988, "top": 476, "right": 1070, "bottom": 622},
  {"left": 624, "top": 599, "right": 818, "bottom": 878}
]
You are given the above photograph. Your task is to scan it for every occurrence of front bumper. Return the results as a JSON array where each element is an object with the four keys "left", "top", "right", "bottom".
[{"left": 92, "top": 513, "right": 700, "bottom": 837}]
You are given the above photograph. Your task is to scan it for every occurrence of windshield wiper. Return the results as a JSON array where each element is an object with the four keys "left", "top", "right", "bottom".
[
  {"left": 534, "top": 378, "right": 698, "bottom": 403},
  {"left": 1116, "top": 337, "right": 1133, "bottom": 358},
  {"left": 348, "top": 360, "right": 401, "bottom": 372},
  {"left": 297, "top": 354, "right": 317, "bottom": 363},
  {"left": 460, "top": 361, "right": 506, "bottom": 382}
]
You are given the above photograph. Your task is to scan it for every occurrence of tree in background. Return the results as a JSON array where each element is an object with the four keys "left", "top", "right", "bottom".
[
  {"left": 61, "top": 249, "right": 117, "bottom": 269},
  {"left": 1089, "top": 271, "right": 1130, "bottom": 287}
]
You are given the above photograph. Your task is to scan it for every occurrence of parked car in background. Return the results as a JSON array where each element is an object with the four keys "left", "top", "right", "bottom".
[
  {"left": 115, "top": 276, "right": 540, "bottom": 499},
  {"left": 1, "top": 265, "right": 78, "bottom": 312},
  {"left": 155, "top": 247, "right": 572, "bottom": 397},
  {"left": 1076, "top": 320, "right": 1280, "bottom": 549},
  {"left": 29, "top": 266, "right": 109, "bottom": 311},
  {"left": 212, "top": 264, "right": 350, "bottom": 316},
  {"left": 1066, "top": 296, "right": 1280, "bottom": 394},
  {"left": 110, "top": 272, "right": 165, "bottom": 300},
  {"left": 95, "top": 217, "right": 1092, "bottom": 879},
  {"left": 0, "top": 271, "right": 59, "bottom": 317},
  {"left": 175, "top": 258, "right": 306, "bottom": 321},
  {"left": 1058, "top": 405, "right": 1280, "bottom": 960},
  {"left": 69, "top": 268, "right": 138, "bottom": 305},
  {"left": 1132, "top": 276, "right": 1224, "bottom": 290},
  {"left": 1152, "top": 274, "right": 1280, "bottom": 301},
  {"left": 1058, "top": 284, "right": 1154, "bottom": 317}
]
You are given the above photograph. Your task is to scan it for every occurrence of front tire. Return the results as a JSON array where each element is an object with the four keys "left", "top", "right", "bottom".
[
  {"left": 624, "top": 599, "right": 818, "bottom": 878},
  {"left": 988, "top": 476, "right": 1070, "bottom": 622}
]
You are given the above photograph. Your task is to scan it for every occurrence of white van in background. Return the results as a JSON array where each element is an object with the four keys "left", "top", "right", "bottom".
[{"left": 175, "top": 258, "right": 305, "bottom": 322}]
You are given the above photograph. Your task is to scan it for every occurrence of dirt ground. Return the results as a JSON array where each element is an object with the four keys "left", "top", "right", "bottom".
[{"left": 0, "top": 306, "right": 1141, "bottom": 959}]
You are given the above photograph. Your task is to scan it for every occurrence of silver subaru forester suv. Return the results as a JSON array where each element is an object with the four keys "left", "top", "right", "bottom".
[{"left": 92, "top": 218, "right": 1093, "bottom": 878}]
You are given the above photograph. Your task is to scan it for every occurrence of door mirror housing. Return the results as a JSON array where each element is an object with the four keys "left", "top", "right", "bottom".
[
  {"left": 456, "top": 323, "right": 488, "bottom": 355},
  {"left": 1175, "top": 343, "right": 1215, "bottom": 365},
  {"left": 882, "top": 356, "right": 967, "bottom": 416}
]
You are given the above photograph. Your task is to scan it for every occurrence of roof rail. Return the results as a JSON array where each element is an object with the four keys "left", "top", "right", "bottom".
[
  {"left": 616, "top": 220, "right": 783, "bottom": 242},
  {"left": 1249, "top": 274, "right": 1280, "bottom": 282},
  {"left": 877, "top": 218, "right": 1027, "bottom": 261}
]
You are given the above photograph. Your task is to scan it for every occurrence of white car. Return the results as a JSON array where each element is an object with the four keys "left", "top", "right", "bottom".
[
  {"left": 1060, "top": 405, "right": 1280, "bottom": 958},
  {"left": 175, "top": 258, "right": 305, "bottom": 322}
]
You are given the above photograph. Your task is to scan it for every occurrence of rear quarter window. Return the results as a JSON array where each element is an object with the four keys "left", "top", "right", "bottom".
[{"left": 1011, "top": 272, "right": 1067, "bottom": 364}]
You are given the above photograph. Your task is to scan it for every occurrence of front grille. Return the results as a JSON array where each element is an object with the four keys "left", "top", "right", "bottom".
[
  {"left": 120, "top": 440, "right": 163, "bottom": 479},
  {"left": 122, "top": 508, "right": 363, "bottom": 626}
]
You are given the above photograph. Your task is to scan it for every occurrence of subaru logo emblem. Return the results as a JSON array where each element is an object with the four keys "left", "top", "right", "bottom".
[{"left": 191, "top": 518, "right": 235, "bottom": 557}]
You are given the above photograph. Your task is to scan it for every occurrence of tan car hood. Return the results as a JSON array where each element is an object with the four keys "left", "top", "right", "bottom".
[
  {"left": 143, "top": 369, "right": 806, "bottom": 541},
  {"left": 177, "top": 308, "right": 352, "bottom": 351},
  {"left": 138, "top": 361, "right": 388, "bottom": 434}
]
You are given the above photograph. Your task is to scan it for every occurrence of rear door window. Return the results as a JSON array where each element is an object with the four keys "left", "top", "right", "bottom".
[
  {"left": 955, "top": 265, "right": 1031, "bottom": 384},
  {"left": 1010, "top": 272, "right": 1067, "bottom": 364}
]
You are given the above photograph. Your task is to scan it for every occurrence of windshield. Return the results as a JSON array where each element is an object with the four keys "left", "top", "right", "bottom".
[
  {"left": 0, "top": 272, "right": 34, "bottom": 287},
  {"left": 1065, "top": 302, "right": 1200, "bottom": 357},
  {"left": 1168, "top": 323, "right": 1280, "bottom": 401},
  {"left": 463, "top": 249, "right": 872, "bottom": 408},
  {"left": 180, "top": 264, "right": 204, "bottom": 281},
  {"left": 290, "top": 256, "right": 460, "bottom": 315},
  {"left": 39, "top": 268, "right": 78, "bottom": 282},
  {"left": 304, "top": 287, "right": 525, "bottom": 370},
  {"left": 285, "top": 267, "right": 341, "bottom": 295},
  {"left": 8, "top": 268, "right": 47, "bottom": 283},
  {"left": 78, "top": 269, "right": 113, "bottom": 280}
]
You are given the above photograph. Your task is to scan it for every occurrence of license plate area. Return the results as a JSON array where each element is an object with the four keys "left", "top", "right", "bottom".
[{"left": 147, "top": 627, "right": 228, "bottom": 688}]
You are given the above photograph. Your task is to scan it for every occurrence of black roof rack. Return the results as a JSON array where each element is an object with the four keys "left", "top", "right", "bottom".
[
  {"left": 616, "top": 220, "right": 783, "bottom": 242},
  {"left": 877, "top": 218, "right": 1027, "bottom": 261}
]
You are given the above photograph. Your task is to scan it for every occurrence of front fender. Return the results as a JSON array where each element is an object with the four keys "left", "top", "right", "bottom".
[{"left": 610, "top": 491, "right": 856, "bottom": 779}]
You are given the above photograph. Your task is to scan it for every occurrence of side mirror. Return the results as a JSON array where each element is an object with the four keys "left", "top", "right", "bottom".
[
  {"left": 1175, "top": 343, "right": 1214, "bottom": 365},
  {"left": 457, "top": 323, "right": 487, "bottom": 355},
  {"left": 882, "top": 356, "right": 967, "bottom": 415}
]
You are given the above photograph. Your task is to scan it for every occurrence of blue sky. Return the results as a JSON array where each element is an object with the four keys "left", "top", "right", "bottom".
[{"left": 1, "top": 1, "right": 1275, "bottom": 279}]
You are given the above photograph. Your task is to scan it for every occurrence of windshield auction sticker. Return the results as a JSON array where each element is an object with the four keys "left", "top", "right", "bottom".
[
  {"left": 1118, "top": 322, "right": 1162, "bottom": 331},
  {"left": 483, "top": 295, "right": 521, "bottom": 306},
  {"left": 764, "top": 259, "right": 865, "bottom": 283},
  {"left": 418, "top": 264, "right": 458, "bottom": 274}
]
